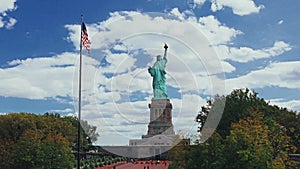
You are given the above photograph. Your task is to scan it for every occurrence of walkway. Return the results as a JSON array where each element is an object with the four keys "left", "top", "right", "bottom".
[{"left": 97, "top": 160, "right": 169, "bottom": 169}]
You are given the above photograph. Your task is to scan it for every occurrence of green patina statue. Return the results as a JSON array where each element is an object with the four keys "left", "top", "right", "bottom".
[{"left": 148, "top": 44, "right": 168, "bottom": 100}]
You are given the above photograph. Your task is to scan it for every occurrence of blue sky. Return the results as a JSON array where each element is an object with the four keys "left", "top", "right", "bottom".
[{"left": 0, "top": 0, "right": 299, "bottom": 145}]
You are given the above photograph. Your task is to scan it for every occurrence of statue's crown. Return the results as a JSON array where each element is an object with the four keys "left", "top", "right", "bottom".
[{"left": 157, "top": 55, "right": 162, "bottom": 60}]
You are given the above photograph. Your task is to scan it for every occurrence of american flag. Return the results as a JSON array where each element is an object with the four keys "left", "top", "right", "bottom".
[{"left": 81, "top": 22, "right": 91, "bottom": 54}]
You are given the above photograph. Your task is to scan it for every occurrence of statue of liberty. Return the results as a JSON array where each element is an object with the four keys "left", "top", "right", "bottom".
[{"left": 148, "top": 44, "right": 168, "bottom": 100}]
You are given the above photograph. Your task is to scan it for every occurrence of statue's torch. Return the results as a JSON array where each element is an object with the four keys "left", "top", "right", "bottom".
[{"left": 164, "top": 43, "right": 168, "bottom": 57}]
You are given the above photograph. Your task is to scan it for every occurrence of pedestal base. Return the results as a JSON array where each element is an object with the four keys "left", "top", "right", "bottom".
[
  {"left": 129, "top": 99, "right": 176, "bottom": 152},
  {"left": 142, "top": 99, "right": 175, "bottom": 138}
]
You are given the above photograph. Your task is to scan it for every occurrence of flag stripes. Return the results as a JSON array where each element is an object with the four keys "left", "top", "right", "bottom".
[{"left": 81, "top": 22, "right": 91, "bottom": 54}]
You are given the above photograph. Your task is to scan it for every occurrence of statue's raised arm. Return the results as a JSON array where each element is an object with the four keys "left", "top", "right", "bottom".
[{"left": 163, "top": 43, "right": 168, "bottom": 59}]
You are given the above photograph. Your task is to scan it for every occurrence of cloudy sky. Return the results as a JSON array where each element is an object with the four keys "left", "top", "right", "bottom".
[{"left": 0, "top": 0, "right": 299, "bottom": 145}]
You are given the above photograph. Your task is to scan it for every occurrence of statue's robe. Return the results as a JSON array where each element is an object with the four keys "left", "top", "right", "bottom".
[{"left": 148, "top": 57, "right": 168, "bottom": 99}]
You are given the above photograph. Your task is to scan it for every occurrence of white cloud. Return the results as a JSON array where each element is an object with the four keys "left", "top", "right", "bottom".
[
  {"left": 194, "top": 0, "right": 206, "bottom": 5},
  {"left": 187, "top": 0, "right": 207, "bottom": 9},
  {"left": 5, "top": 17, "right": 17, "bottom": 29},
  {"left": 0, "top": 0, "right": 17, "bottom": 29},
  {"left": 219, "top": 41, "right": 292, "bottom": 63},
  {"left": 226, "top": 61, "right": 300, "bottom": 91},
  {"left": 270, "top": 98, "right": 300, "bottom": 113},
  {"left": 113, "top": 44, "right": 128, "bottom": 52},
  {"left": 198, "top": 15, "right": 242, "bottom": 45},
  {"left": 0, "top": 0, "right": 16, "bottom": 13},
  {"left": 171, "top": 94, "right": 210, "bottom": 139},
  {"left": 211, "top": 0, "right": 264, "bottom": 16},
  {"left": 109, "top": 68, "right": 152, "bottom": 93},
  {"left": 102, "top": 50, "right": 137, "bottom": 74},
  {"left": 277, "top": 19, "right": 284, "bottom": 25},
  {"left": 66, "top": 11, "right": 240, "bottom": 50},
  {"left": 48, "top": 108, "right": 74, "bottom": 114},
  {"left": 83, "top": 99, "right": 152, "bottom": 145},
  {"left": 0, "top": 16, "right": 4, "bottom": 28},
  {"left": 188, "top": 0, "right": 264, "bottom": 15},
  {"left": 0, "top": 52, "right": 99, "bottom": 100},
  {"left": 170, "top": 8, "right": 186, "bottom": 21}
]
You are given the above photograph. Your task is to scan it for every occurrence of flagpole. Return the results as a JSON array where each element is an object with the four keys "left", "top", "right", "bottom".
[{"left": 77, "top": 15, "right": 83, "bottom": 169}]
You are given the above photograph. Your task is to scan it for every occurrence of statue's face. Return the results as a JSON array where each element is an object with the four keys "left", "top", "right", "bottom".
[{"left": 157, "top": 55, "right": 162, "bottom": 61}]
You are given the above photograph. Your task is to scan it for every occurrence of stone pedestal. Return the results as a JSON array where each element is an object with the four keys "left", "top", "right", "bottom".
[
  {"left": 142, "top": 99, "right": 175, "bottom": 138},
  {"left": 128, "top": 99, "right": 177, "bottom": 157}
]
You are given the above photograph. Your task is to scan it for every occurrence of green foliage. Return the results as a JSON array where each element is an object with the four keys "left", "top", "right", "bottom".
[
  {"left": 168, "top": 133, "right": 225, "bottom": 169},
  {"left": 179, "top": 88, "right": 300, "bottom": 168},
  {"left": 224, "top": 111, "right": 273, "bottom": 169},
  {"left": 190, "top": 132, "right": 225, "bottom": 169},
  {"left": 61, "top": 115, "right": 99, "bottom": 152},
  {"left": 40, "top": 132, "right": 74, "bottom": 169},
  {"left": 217, "top": 88, "right": 268, "bottom": 138},
  {"left": 81, "top": 119, "right": 100, "bottom": 143},
  {"left": 0, "top": 139, "right": 14, "bottom": 168},
  {"left": 168, "top": 139, "right": 189, "bottom": 169},
  {"left": 13, "top": 129, "right": 43, "bottom": 169},
  {"left": 0, "top": 112, "right": 99, "bottom": 169}
]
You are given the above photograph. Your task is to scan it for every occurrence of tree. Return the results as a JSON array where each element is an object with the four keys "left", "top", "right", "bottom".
[
  {"left": 81, "top": 119, "right": 100, "bottom": 143},
  {"left": 195, "top": 95, "right": 225, "bottom": 143},
  {"left": 193, "top": 89, "right": 299, "bottom": 168},
  {"left": 195, "top": 100, "right": 212, "bottom": 132},
  {"left": 188, "top": 132, "right": 225, "bottom": 169},
  {"left": 196, "top": 88, "right": 300, "bottom": 153},
  {"left": 46, "top": 113, "right": 100, "bottom": 152},
  {"left": 168, "top": 136, "right": 191, "bottom": 169},
  {"left": 0, "top": 112, "right": 101, "bottom": 168},
  {"left": 0, "top": 139, "right": 14, "bottom": 169},
  {"left": 270, "top": 108, "right": 300, "bottom": 154},
  {"left": 13, "top": 129, "right": 43, "bottom": 169},
  {"left": 266, "top": 118, "right": 298, "bottom": 168},
  {"left": 224, "top": 110, "right": 273, "bottom": 169},
  {"left": 40, "top": 132, "right": 74, "bottom": 169},
  {"left": 217, "top": 88, "right": 268, "bottom": 138}
]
